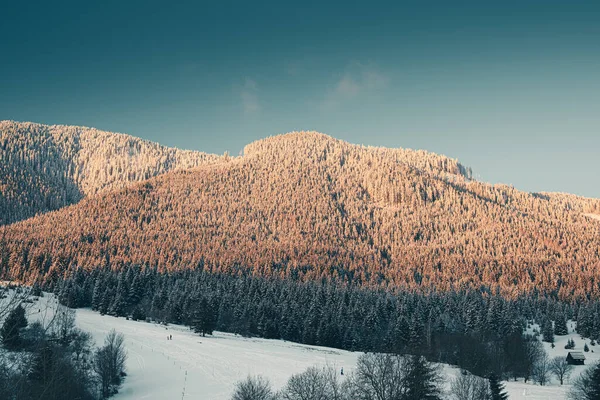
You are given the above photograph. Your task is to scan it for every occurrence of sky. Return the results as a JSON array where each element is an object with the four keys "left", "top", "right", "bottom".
[{"left": 1, "top": 1, "right": 599, "bottom": 197}]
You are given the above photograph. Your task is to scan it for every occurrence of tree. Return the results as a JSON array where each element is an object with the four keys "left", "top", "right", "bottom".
[
  {"left": 131, "top": 306, "right": 146, "bottom": 321},
  {"left": 533, "top": 353, "right": 550, "bottom": 386},
  {"left": 550, "top": 356, "right": 574, "bottom": 385},
  {"left": 27, "top": 342, "right": 94, "bottom": 400},
  {"left": 554, "top": 314, "right": 569, "bottom": 336},
  {"left": 1, "top": 303, "right": 28, "bottom": 348},
  {"left": 450, "top": 372, "right": 491, "bottom": 400},
  {"left": 569, "top": 362, "right": 600, "bottom": 400},
  {"left": 542, "top": 320, "right": 554, "bottom": 344},
  {"left": 94, "top": 330, "right": 127, "bottom": 398},
  {"left": 523, "top": 339, "right": 544, "bottom": 383},
  {"left": 50, "top": 305, "right": 76, "bottom": 345},
  {"left": 488, "top": 375, "right": 508, "bottom": 400},
  {"left": 231, "top": 376, "right": 274, "bottom": 400},
  {"left": 70, "top": 329, "right": 94, "bottom": 367},
  {"left": 192, "top": 297, "right": 217, "bottom": 337},
  {"left": 347, "top": 353, "right": 409, "bottom": 400},
  {"left": 279, "top": 366, "right": 345, "bottom": 400},
  {"left": 404, "top": 355, "right": 443, "bottom": 400},
  {"left": 91, "top": 277, "right": 104, "bottom": 311}
]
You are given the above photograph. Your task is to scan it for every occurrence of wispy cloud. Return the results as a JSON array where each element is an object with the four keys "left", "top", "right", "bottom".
[
  {"left": 321, "top": 63, "right": 389, "bottom": 110},
  {"left": 240, "top": 78, "right": 260, "bottom": 115}
]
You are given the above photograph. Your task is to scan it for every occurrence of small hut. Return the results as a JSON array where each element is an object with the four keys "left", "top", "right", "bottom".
[{"left": 566, "top": 352, "right": 586, "bottom": 365}]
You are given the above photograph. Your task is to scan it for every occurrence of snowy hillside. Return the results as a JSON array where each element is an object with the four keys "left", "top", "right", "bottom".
[{"left": 20, "top": 293, "right": 598, "bottom": 400}]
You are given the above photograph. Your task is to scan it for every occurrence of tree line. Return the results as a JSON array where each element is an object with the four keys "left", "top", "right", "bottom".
[{"left": 49, "top": 265, "right": 600, "bottom": 383}]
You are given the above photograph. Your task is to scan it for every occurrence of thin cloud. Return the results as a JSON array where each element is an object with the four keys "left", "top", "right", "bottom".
[
  {"left": 241, "top": 78, "right": 260, "bottom": 115},
  {"left": 321, "top": 64, "right": 389, "bottom": 110}
]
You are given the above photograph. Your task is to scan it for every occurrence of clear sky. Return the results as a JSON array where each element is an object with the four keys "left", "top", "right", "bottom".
[{"left": 1, "top": 1, "right": 599, "bottom": 198}]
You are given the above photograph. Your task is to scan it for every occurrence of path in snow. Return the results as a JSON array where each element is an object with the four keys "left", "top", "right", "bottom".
[{"left": 74, "top": 307, "right": 359, "bottom": 399}]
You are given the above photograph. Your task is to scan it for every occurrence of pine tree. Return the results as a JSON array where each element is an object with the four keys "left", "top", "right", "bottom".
[
  {"left": 554, "top": 314, "right": 569, "bottom": 336},
  {"left": 572, "top": 363, "right": 600, "bottom": 400},
  {"left": 29, "top": 344, "right": 55, "bottom": 385},
  {"left": 99, "top": 287, "right": 113, "bottom": 315},
  {"left": 404, "top": 355, "right": 442, "bottom": 400},
  {"left": 1, "top": 304, "right": 28, "bottom": 348},
  {"left": 489, "top": 374, "right": 508, "bottom": 400},
  {"left": 109, "top": 292, "right": 127, "bottom": 317},
  {"left": 192, "top": 297, "right": 216, "bottom": 337},
  {"left": 542, "top": 320, "right": 555, "bottom": 343},
  {"left": 128, "top": 274, "right": 143, "bottom": 306},
  {"left": 91, "top": 276, "right": 104, "bottom": 311},
  {"left": 588, "top": 364, "right": 600, "bottom": 399}
]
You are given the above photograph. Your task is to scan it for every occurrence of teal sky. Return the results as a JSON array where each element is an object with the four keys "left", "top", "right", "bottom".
[{"left": 1, "top": 1, "right": 599, "bottom": 198}]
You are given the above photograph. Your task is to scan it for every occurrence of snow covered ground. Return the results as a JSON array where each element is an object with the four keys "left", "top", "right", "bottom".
[
  {"left": 23, "top": 294, "right": 359, "bottom": 399},
  {"left": 584, "top": 213, "right": 600, "bottom": 222},
  {"left": 9, "top": 291, "right": 598, "bottom": 399}
]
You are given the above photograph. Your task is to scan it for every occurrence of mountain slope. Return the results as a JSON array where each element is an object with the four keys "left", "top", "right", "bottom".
[
  {"left": 2, "top": 131, "right": 600, "bottom": 298},
  {"left": 0, "top": 121, "right": 222, "bottom": 224}
]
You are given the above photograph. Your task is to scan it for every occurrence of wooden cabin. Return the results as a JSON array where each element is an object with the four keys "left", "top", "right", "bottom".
[{"left": 566, "top": 351, "right": 585, "bottom": 365}]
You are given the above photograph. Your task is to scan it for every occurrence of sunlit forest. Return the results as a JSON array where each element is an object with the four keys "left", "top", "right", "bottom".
[
  {"left": 0, "top": 121, "right": 223, "bottom": 225},
  {"left": 2, "top": 126, "right": 600, "bottom": 299}
]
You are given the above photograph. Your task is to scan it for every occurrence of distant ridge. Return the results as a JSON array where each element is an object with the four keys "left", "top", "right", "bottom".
[{"left": 0, "top": 120, "right": 223, "bottom": 224}]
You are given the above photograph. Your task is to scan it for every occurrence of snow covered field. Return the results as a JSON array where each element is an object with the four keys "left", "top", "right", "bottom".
[{"left": 10, "top": 291, "right": 598, "bottom": 399}]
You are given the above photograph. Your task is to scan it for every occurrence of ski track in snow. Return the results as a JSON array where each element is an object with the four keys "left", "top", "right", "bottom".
[{"left": 15, "top": 293, "right": 599, "bottom": 399}]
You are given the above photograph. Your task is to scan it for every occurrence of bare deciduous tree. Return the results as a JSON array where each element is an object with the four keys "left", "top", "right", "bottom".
[
  {"left": 94, "top": 329, "right": 127, "bottom": 399},
  {"left": 50, "top": 305, "right": 76, "bottom": 345},
  {"left": 550, "top": 356, "right": 574, "bottom": 385},
  {"left": 345, "top": 353, "right": 408, "bottom": 400},
  {"left": 533, "top": 353, "right": 551, "bottom": 386},
  {"left": 279, "top": 365, "right": 345, "bottom": 400},
  {"left": 449, "top": 372, "right": 491, "bottom": 400},
  {"left": 231, "top": 375, "right": 274, "bottom": 400}
]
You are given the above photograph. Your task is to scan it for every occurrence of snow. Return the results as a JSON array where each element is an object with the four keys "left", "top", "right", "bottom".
[
  {"left": 6, "top": 290, "right": 597, "bottom": 400},
  {"left": 24, "top": 294, "right": 360, "bottom": 399},
  {"left": 584, "top": 213, "right": 600, "bottom": 222}
]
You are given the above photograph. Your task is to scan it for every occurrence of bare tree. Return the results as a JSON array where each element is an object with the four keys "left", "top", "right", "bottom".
[
  {"left": 346, "top": 353, "right": 408, "bottom": 400},
  {"left": 523, "top": 339, "right": 544, "bottom": 383},
  {"left": 279, "top": 365, "right": 345, "bottom": 400},
  {"left": 550, "top": 356, "right": 574, "bottom": 385},
  {"left": 94, "top": 329, "right": 127, "bottom": 398},
  {"left": 231, "top": 375, "right": 274, "bottom": 400},
  {"left": 50, "top": 305, "right": 76, "bottom": 345},
  {"left": 533, "top": 353, "right": 551, "bottom": 386},
  {"left": 449, "top": 372, "right": 491, "bottom": 400}
]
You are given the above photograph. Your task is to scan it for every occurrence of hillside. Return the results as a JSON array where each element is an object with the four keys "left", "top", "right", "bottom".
[
  {"left": 2, "top": 131, "right": 600, "bottom": 298},
  {"left": 0, "top": 121, "right": 223, "bottom": 224}
]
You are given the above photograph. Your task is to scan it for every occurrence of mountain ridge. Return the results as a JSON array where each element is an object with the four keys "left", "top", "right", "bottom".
[
  {"left": 2, "top": 123, "right": 599, "bottom": 299},
  {"left": 0, "top": 120, "right": 223, "bottom": 224}
]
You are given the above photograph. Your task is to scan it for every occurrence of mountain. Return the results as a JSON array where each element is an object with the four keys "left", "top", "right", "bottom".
[
  {"left": 0, "top": 121, "right": 222, "bottom": 224},
  {"left": 2, "top": 129, "right": 600, "bottom": 299}
]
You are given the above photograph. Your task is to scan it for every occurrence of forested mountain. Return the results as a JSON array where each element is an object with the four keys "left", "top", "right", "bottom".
[
  {"left": 2, "top": 130, "right": 600, "bottom": 299},
  {"left": 0, "top": 121, "right": 223, "bottom": 224}
]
